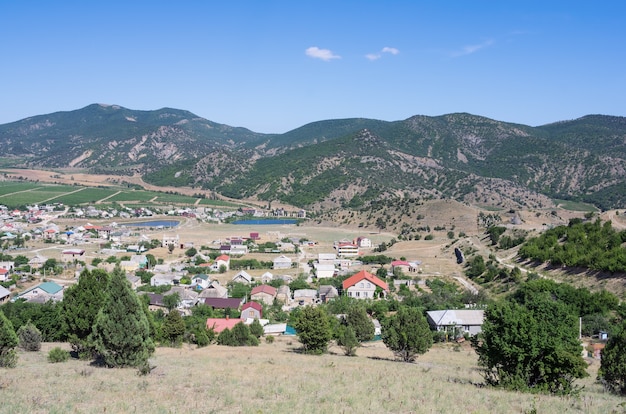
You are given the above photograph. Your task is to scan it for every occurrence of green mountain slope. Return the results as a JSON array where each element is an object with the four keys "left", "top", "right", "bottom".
[{"left": 1, "top": 104, "right": 625, "bottom": 210}]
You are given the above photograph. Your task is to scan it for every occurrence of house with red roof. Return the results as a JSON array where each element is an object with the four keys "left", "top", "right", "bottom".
[
  {"left": 206, "top": 317, "right": 242, "bottom": 333},
  {"left": 210, "top": 254, "right": 230, "bottom": 272},
  {"left": 342, "top": 270, "right": 389, "bottom": 299},
  {"left": 241, "top": 301, "right": 262, "bottom": 320},
  {"left": 250, "top": 284, "right": 277, "bottom": 305},
  {"left": 390, "top": 260, "right": 421, "bottom": 274}
]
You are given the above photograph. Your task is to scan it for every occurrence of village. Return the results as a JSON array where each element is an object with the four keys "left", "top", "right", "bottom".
[{"left": 0, "top": 201, "right": 485, "bottom": 340}]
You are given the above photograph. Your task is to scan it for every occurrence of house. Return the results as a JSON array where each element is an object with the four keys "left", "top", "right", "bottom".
[
  {"left": 355, "top": 236, "right": 372, "bottom": 248},
  {"left": 390, "top": 260, "right": 421, "bottom": 274},
  {"left": 130, "top": 255, "right": 148, "bottom": 269},
  {"left": 191, "top": 274, "right": 210, "bottom": 289},
  {"left": 231, "top": 270, "right": 253, "bottom": 285},
  {"left": 260, "top": 271, "right": 274, "bottom": 284},
  {"left": 126, "top": 245, "right": 147, "bottom": 253},
  {"left": 203, "top": 297, "right": 244, "bottom": 311},
  {"left": 126, "top": 274, "right": 141, "bottom": 290},
  {"left": 273, "top": 255, "right": 292, "bottom": 270},
  {"left": 165, "top": 286, "right": 199, "bottom": 308},
  {"left": 336, "top": 242, "right": 359, "bottom": 257},
  {"left": 211, "top": 255, "right": 230, "bottom": 272},
  {"left": 318, "top": 285, "right": 339, "bottom": 303},
  {"left": 29, "top": 254, "right": 48, "bottom": 270},
  {"left": 206, "top": 317, "right": 242, "bottom": 333},
  {"left": 426, "top": 309, "right": 485, "bottom": 336},
  {"left": 314, "top": 263, "right": 336, "bottom": 279},
  {"left": 293, "top": 289, "right": 318, "bottom": 305},
  {"left": 162, "top": 234, "right": 179, "bottom": 248},
  {"left": 18, "top": 281, "right": 64, "bottom": 303},
  {"left": 241, "top": 301, "right": 262, "bottom": 320},
  {"left": 219, "top": 245, "right": 231, "bottom": 255},
  {"left": 0, "top": 261, "right": 15, "bottom": 272},
  {"left": 229, "top": 245, "right": 248, "bottom": 255},
  {"left": 199, "top": 281, "right": 228, "bottom": 299},
  {"left": 151, "top": 273, "right": 180, "bottom": 287},
  {"left": 318, "top": 253, "right": 336, "bottom": 265},
  {"left": 0, "top": 268, "right": 9, "bottom": 283},
  {"left": 119, "top": 260, "right": 140, "bottom": 273},
  {"left": 263, "top": 323, "right": 287, "bottom": 336},
  {"left": 141, "top": 292, "right": 166, "bottom": 311},
  {"left": 275, "top": 285, "right": 290, "bottom": 304},
  {"left": 250, "top": 284, "right": 277, "bottom": 306},
  {"left": 342, "top": 270, "right": 389, "bottom": 299},
  {"left": 0, "top": 285, "right": 11, "bottom": 304}
]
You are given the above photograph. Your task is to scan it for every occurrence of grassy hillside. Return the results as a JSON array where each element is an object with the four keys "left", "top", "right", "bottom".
[{"left": 2, "top": 339, "right": 619, "bottom": 413}]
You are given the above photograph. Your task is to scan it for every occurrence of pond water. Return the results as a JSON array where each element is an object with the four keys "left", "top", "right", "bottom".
[
  {"left": 120, "top": 220, "right": 180, "bottom": 228},
  {"left": 233, "top": 219, "right": 297, "bottom": 225}
]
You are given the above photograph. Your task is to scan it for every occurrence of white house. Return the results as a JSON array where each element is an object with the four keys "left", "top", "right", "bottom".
[
  {"left": 355, "top": 237, "right": 372, "bottom": 248},
  {"left": 191, "top": 274, "right": 210, "bottom": 289},
  {"left": 232, "top": 270, "right": 252, "bottom": 285},
  {"left": 273, "top": 255, "right": 293, "bottom": 270},
  {"left": 426, "top": 309, "right": 485, "bottom": 336},
  {"left": 151, "top": 273, "right": 180, "bottom": 287},
  {"left": 336, "top": 242, "right": 359, "bottom": 257},
  {"left": 314, "top": 263, "right": 336, "bottom": 279},
  {"left": 211, "top": 255, "right": 230, "bottom": 272}
]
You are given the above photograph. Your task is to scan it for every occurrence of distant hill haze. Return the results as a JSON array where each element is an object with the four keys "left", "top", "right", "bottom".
[{"left": 1, "top": 104, "right": 625, "bottom": 210}]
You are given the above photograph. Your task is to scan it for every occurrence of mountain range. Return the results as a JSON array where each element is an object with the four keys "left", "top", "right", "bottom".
[{"left": 1, "top": 103, "right": 625, "bottom": 211}]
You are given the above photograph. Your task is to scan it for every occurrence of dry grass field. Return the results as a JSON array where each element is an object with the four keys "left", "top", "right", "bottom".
[{"left": 1, "top": 339, "right": 622, "bottom": 414}]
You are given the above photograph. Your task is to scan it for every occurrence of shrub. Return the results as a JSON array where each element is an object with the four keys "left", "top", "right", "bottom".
[
  {"left": 17, "top": 321, "right": 42, "bottom": 352},
  {"left": 48, "top": 347, "right": 70, "bottom": 363},
  {"left": 265, "top": 335, "right": 275, "bottom": 344},
  {"left": 0, "top": 310, "right": 18, "bottom": 368}
]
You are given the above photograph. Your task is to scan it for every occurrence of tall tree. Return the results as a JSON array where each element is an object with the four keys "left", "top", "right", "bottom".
[
  {"left": 62, "top": 268, "right": 109, "bottom": 356},
  {"left": 473, "top": 296, "right": 588, "bottom": 395},
  {"left": 0, "top": 310, "right": 18, "bottom": 368},
  {"left": 160, "top": 310, "right": 185, "bottom": 347},
  {"left": 382, "top": 306, "right": 432, "bottom": 362},
  {"left": 293, "top": 306, "right": 332, "bottom": 354},
  {"left": 92, "top": 267, "right": 154, "bottom": 368},
  {"left": 345, "top": 305, "right": 375, "bottom": 343},
  {"left": 599, "top": 320, "right": 626, "bottom": 394}
]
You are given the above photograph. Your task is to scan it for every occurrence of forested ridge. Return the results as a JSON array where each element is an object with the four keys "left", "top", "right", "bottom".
[{"left": 519, "top": 218, "right": 626, "bottom": 273}]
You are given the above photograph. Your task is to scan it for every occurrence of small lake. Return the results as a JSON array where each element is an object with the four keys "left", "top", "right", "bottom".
[
  {"left": 233, "top": 219, "right": 297, "bottom": 225},
  {"left": 121, "top": 220, "right": 180, "bottom": 228}
]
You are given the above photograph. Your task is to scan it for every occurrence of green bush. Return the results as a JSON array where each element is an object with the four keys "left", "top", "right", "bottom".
[
  {"left": 48, "top": 347, "right": 70, "bottom": 363},
  {"left": 265, "top": 335, "right": 275, "bottom": 344},
  {"left": 17, "top": 321, "right": 42, "bottom": 351}
]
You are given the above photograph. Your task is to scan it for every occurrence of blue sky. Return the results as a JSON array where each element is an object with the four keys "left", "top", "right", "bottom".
[{"left": 1, "top": 1, "right": 624, "bottom": 133}]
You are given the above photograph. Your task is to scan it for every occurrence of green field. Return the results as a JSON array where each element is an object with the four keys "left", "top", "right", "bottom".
[
  {"left": 51, "top": 187, "right": 120, "bottom": 205},
  {"left": 106, "top": 190, "right": 160, "bottom": 202},
  {"left": 0, "top": 181, "right": 44, "bottom": 196},
  {"left": 198, "top": 198, "right": 241, "bottom": 208},
  {"left": 0, "top": 179, "right": 251, "bottom": 209},
  {"left": 554, "top": 199, "right": 599, "bottom": 212}
]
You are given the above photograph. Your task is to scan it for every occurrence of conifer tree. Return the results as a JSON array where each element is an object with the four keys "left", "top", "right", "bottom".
[
  {"left": 382, "top": 306, "right": 433, "bottom": 362},
  {"left": 0, "top": 310, "right": 18, "bottom": 368},
  {"left": 92, "top": 267, "right": 154, "bottom": 367},
  {"left": 62, "top": 268, "right": 109, "bottom": 356},
  {"left": 161, "top": 310, "right": 185, "bottom": 347}
]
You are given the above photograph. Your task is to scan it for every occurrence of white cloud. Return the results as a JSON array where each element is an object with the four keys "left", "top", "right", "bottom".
[
  {"left": 382, "top": 47, "right": 399, "bottom": 55},
  {"left": 451, "top": 39, "right": 494, "bottom": 57},
  {"left": 366, "top": 46, "right": 400, "bottom": 60},
  {"left": 305, "top": 46, "right": 341, "bottom": 61}
]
